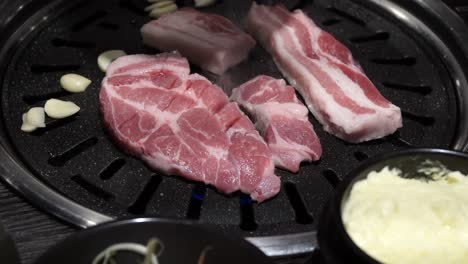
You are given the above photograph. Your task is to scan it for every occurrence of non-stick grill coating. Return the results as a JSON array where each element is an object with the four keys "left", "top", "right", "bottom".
[{"left": 0, "top": 0, "right": 465, "bottom": 255}]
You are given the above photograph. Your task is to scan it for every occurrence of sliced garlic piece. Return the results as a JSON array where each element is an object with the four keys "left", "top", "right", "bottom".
[
  {"left": 149, "top": 3, "right": 177, "bottom": 18},
  {"left": 44, "top": 99, "right": 80, "bottom": 119},
  {"left": 98, "top": 50, "right": 127, "bottom": 72},
  {"left": 194, "top": 0, "right": 217, "bottom": 7},
  {"left": 145, "top": 1, "right": 174, "bottom": 12},
  {"left": 26, "top": 107, "right": 46, "bottom": 128},
  {"left": 60, "top": 73, "right": 91, "bottom": 93},
  {"left": 21, "top": 113, "right": 37, "bottom": 132}
]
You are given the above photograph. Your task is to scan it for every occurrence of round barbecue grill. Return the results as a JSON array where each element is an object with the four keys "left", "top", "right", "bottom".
[{"left": 0, "top": 0, "right": 467, "bottom": 258}]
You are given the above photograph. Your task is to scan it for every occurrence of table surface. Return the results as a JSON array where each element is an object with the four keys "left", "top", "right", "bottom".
[
  {"left": 0, "top": 182, "right": 74, "bottom": 264},
  {"left": 1, "top": 1, "right": 467, "bottom": 264}
]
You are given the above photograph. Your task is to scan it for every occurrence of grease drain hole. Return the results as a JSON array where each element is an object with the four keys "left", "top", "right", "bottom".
[
  {"left": 186, "top": 183, "right": 206, "bottom": 220},
  {"left": 48, "top": 137, "right": 98, "bottom": 167},
  {"left": 239, "top": 194, "right": 258, "bottom": 231},
  {"left": 99, "top": 158, "right": 125, "bottom": 180},
  {"left": 284, "top": 182, "right": 314, "bottom": 224},
  {"left": 71, "top": 175, "right": 114, "bottom": 201},
  {"left": 128, "top": 175, "right": 162, "bottom": 215},
  {"left": 354, "top": 151, "right": 369, "bottom": 161},
  {"left": 322, "top": 169, "right": 341, "bottom": 188}
]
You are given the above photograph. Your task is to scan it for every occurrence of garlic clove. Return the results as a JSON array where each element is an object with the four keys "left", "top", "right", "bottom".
[
  {"left": 60, "top": 73, "right": 91, "bottom": 93},
  {"left": 26, "top": 107, "right": 46, "bottom": 128},
  {"left": 21, "top": 113, "right": 37, "bottom": 132},
  {"left": 44, "top": 99, "right": 80, "bottom": 119},
  {"left": 145, "top": 1, "right": 174, "bottom": 12},
  {"left": 98, "top": 50, "right": 127, "bottom": 72},
  {"left": 149, "top": 3, "right": 178, "bottom": 18}
]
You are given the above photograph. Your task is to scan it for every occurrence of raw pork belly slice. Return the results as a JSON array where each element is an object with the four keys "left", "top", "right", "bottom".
[
  {"left": 100, "top": 52, "right": 280, "bottom": 202},
  {"left": 231, "top": 75, "right": 322, "bottom": 173},
  {"left": 141, "top": 8, "right": 256, "bottom": 75},
  {"left": 246, "top": 3, "right": 402, "bottom": 143}
]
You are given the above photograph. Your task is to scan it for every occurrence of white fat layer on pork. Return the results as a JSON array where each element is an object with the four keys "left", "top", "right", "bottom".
[
  {"left": 103, "top": 59, "right": 233, "bottom": 185},
  {"left": 107, "top": 53, "right": 188, "bottom": 76}
]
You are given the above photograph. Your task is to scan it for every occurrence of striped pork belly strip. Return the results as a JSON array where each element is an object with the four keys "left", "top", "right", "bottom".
[
  {"left": 100, "top": 52, "right": 280, "bottom": 202},
  {"left": 246, "top": 3, "right": 402, "bottom": 143},
  {"left": 231, "top": 75, "right": 322, "bottom": 173},
  {"left": 141, "top": 8, "right": 256, "bottom": 75}
]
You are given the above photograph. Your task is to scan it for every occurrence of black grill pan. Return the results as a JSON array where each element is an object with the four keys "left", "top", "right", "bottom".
[{"left": 0, "top": 0, "right": 468, "bottom": 258}]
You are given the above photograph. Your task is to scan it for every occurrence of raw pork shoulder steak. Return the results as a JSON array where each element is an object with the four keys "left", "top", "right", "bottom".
[
  {"left": 99, "top": 52, "right": 280, "bottom": 202},
  {"left": 246, "top": 3, "right": 402, "bottom": 143},
  {"left": 231, "top": 75, "right": 322, "bottom": 173},
  {"left": 141, "top": 8, "right": 256, "bottom": 75}
]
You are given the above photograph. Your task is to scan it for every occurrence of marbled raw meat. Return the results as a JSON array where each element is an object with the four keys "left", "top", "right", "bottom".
[
  {"left": 231, "top": 75, "right": 322, "bottom": 173},
  {"left": 100, "top": 52, "right": 280, "bottom": 202}
]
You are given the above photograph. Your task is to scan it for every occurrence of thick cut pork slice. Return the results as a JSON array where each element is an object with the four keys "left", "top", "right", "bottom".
[
  {"left": 141, "top": 8, "right": 256, "bottom": 75},
  {"left": 100, "top": 52, "right": 280, "bottom": 202},
  {"left": 231, "top": 75, "right": 322, "bottom": 173},
  {"left": 246, "top": 3, "right": 402, "bottom": 143}
]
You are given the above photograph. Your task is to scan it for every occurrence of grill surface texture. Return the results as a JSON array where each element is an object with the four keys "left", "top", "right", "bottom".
[{"left": 0, "top": 0, "right": 468, "bottom": 257}]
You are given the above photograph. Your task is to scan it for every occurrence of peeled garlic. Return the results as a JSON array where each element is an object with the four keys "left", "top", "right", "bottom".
[
  {"left": 60, "top": 73, "right": 91, "bottom": 93},
  {"left": 149, "top": 3, "right": 177, "bottom": 18},
  {"left": 21, "top": 113, "right": 37, "bottom": 132},
  {"left": 98, "top": 50, "right": 127, "bottom": 72},
  {"left": 26, "top": 107, "right": 46, "bottom": 128},
  {"left": 44, "top": 99, "right": 80, "bottom": 119},
  {"left": 145, "top": 1, "right": 174, "bottom": 12}
]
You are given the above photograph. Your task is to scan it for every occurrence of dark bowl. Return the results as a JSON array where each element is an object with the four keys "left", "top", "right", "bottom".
[
  {"left": 317, "top": 148, "right": 468, "bottom": 264},
  {"left": 35, "top": 218, "right": 272, "bottom": 264}
]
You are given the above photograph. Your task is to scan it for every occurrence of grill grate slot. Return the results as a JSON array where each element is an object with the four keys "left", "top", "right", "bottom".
[
  {"left": 326, "top": 7, "right": 366, "bottom": 26},
  {"left": 71, "top": 10, "right": 107, "bottom": 32},
  {"left": 371, "top": 57, "right": 417, "bottom": 66},
  {"left": 349, "top": 31, "right": 390, "bottom": 43},
  {"left": 30, "top": 64, "right": 80, "bottom": 73},
  {"left": 322, "top": 169, "right": 340, "bottom": 188},
  {"left": 33, "top": 116, "right": 78, "bottom": 136},
  {"left": 128, "top": 175, "right": 162, "bottom": 214},
  {"left": 353, "top": 151, "right": 369, "bottom": 161},
  {"left": 239, "top": 194, "right": 258, "bottom": 231},
  {"left": 321, "top": 18, "right": 341, "bottom": 26},
  {"left": 402, "top": 110, "right": 435, "bottom": 126},
  {"left": 186, "top": 184, "right": 206, "bottom": 220},
  {"left": 48, "top": 137, "right": 98, "bottom": 167},
  {"left": 290, "top": 0, "right": 309, "bottom": 10},
  {"left": 382, "top": 81, "right": 432, "bottom": 95},
  {"left": 23, "top": 91, "right": 69, "bottom": 105},
  {"left": 99, "top": 158, "right": 125, "bottom": 180},
  {"left": 284, "top": 182, "right": 314, "bottom": 224},
  {"left": 71, "top": 174, "right": 114, "bottom": 201}
]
